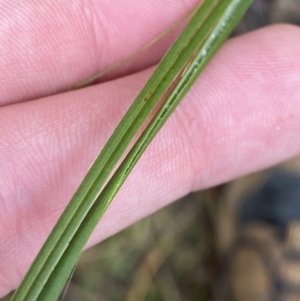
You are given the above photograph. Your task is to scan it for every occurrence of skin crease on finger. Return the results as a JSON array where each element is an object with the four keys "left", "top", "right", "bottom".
[
  {"left": 0, "top": 0, "right": 199, "bottom": 106},
  {"left": 1, "top": 23, "right": 300, "bottom": 297}
]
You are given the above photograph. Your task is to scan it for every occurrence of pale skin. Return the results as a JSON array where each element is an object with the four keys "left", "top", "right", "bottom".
[{"left": 0, "top": 0, "right": 300, "bottom": 297}]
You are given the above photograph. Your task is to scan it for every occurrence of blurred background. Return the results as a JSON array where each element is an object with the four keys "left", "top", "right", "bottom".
[{"left": 3, "top": 0, "right": 300, "bottom": 300}]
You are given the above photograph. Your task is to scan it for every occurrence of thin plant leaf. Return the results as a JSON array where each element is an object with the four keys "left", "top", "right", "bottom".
[
  {"left": 11, "top": 0, "right": 253, "bottom": 300},
  {"left": 72, "top": 6, "right": 198, "bottom": 90}
]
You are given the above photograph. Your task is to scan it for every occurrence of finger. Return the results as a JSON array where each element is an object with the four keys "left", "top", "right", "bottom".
[
  {"left": 0, "top": 0, "right": 198, "bottom": 106},
  {"left": 1, "top": 25, "right": 300, "bottom": 296}
]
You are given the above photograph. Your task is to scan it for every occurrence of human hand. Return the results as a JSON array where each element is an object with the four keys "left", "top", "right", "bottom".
[{"left": 1, "top": 0, "right": 300, "bottom": 297}]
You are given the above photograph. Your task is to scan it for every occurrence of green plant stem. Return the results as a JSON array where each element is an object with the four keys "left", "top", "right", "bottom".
[
  {"left": 11, "top": 2, "right": 218, "bottom": 301},
  {"left": 11, "top": 0, "right": 253, "bottom": 300},
  {"left": 11, "top": 2, "right": 219, "bottom": 301}
]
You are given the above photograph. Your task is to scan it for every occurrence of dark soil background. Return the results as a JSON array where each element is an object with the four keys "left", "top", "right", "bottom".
[{"left": 2, "top": 1, "right": 300, "bottom": 300}]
